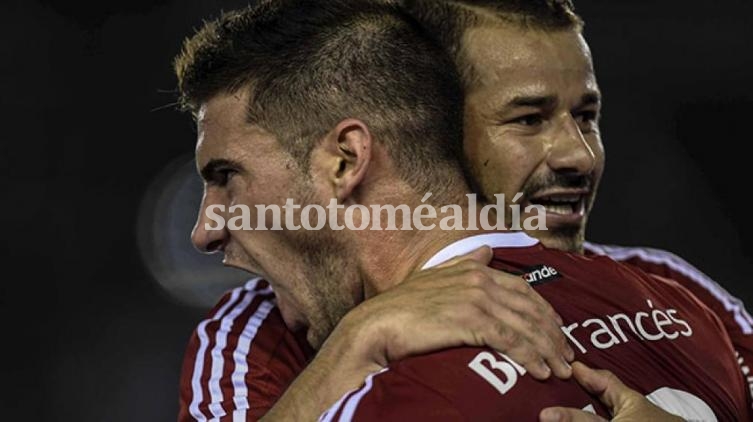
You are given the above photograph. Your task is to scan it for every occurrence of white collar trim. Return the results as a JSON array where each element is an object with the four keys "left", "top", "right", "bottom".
[{"left": 421, "top": 232, "right": 539, "bottom": 270}]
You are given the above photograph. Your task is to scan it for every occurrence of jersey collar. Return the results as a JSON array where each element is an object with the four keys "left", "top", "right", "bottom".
[{"left": 421, "top": 232, "right": 539, "bottom": 270}]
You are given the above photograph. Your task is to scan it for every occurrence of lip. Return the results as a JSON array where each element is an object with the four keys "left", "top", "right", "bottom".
[
  {"left": 222, "top": 257, "right": 263, "bottom": 276},
  {"left": 527, "top": 189, "right": 591, "bottom": 200},
  {"left": 523, "top": 190, "right": 589, "bottom": 227}
]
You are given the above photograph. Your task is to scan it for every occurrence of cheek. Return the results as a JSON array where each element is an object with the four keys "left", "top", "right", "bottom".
[
  {"left": 587, "top": 134, "right": 606, "bottom": 178},
  {"left": 473, "top": 131, "right": 545, "bottom": 197}
]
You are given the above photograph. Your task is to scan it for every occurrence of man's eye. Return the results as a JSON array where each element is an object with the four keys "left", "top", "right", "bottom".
[
  {"left": 510, "top": 114, "right": 544, "bottom": 127},
  {"left": 574, "top": 110, "right": 599, "bottom": 132},
  {"left": 215, "top": 169, "right": 237, "bottom": 186},
  {"left": 576, "top": 110, "right": 597, "bottom": 123}
]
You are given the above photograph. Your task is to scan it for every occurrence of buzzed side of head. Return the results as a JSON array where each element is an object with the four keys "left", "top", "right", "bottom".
[{"left": 175, "top": 0, "right": 467, "bottom": 199}]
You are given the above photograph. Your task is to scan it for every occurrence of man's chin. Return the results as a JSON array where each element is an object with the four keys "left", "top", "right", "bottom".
[
  {"left": 278, "top": 305, "right": 321, "bottom": 349},
  {"left": 306, "top": 327, "right": 326, "bottom": 350},
  {"left": 276, "top": 295, "right": 306, "bottom": 331}
]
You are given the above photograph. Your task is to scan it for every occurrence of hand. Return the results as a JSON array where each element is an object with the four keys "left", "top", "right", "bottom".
[
  {"left": 539, "top": 362, "right": 685, "bottom": 421},
  {"left": 262, "top": 246, "right": 574, "bottom": 421},
  {"left": 332, "top": 246, "right": 574, "bottom": 380}
]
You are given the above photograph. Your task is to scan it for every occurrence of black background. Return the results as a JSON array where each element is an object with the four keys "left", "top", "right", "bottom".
[{"left": 2, "top": 0, "right": 752, "bottom": 420}]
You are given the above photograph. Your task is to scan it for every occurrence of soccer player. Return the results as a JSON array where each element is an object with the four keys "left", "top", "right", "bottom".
[
  {"left": 175, "top": 1, "right": 749, "bottom": 420},
  {"left": 403, "top": 0, "right": 753, "bottom": 417},
  {"left": 404, "top": 0, "right": 753, "bottom": 360}
]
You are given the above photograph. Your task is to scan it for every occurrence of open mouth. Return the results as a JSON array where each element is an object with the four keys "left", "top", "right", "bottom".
[
  {"left": 527, "top": 192, "right": 587, "bottom": 216},
  {"left": 223, "top": 255, "right": 263, "bottom": 276}
]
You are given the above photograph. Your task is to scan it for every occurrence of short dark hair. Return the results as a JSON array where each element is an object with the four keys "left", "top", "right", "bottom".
[
  {"left": 175, "top": 0, "right": 466, "bottom": 198},
  {"left": 403, "top": 0, "right": 583, "bottom": 89}
]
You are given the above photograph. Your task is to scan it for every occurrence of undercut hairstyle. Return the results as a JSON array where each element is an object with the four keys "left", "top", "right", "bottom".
[
  {"left": 403, "top": 0, "right": 584, "bottom": 89},
  {"left": 175, "top": 0, "right": 466, "bottom": 199}
]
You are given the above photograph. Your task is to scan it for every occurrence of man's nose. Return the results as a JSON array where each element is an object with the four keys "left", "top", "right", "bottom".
[
  {"left": 191, "top": 191, "right": 229, "bottom": 253},
  {"left": 547, "top": 114, "right": 596, "bottom": 175}
]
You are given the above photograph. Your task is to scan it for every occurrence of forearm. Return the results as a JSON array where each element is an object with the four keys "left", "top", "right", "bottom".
[
  {"left": 261, "top": 317, "right": 381, "bottom": 421},
  {"left": 262, "top": 249, "right": 573, "bottom": 419}
]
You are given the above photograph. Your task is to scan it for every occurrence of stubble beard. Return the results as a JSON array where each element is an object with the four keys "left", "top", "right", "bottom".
[{"left": 290, "top": 182, "right": 365, "bottom": 349}]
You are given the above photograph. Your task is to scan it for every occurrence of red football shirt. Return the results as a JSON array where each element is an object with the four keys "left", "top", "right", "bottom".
[
  {"left": 320, "top": 234, "right": 749, "bottom": 421},
  {"left": 178, "top": 236, "right": 753, "bottom": 421},
  {"left": 177, "top": 278, "right": 312, "bottom": 422},
  {"left": 585, "top": 242, "right": 753, "bottom": 403}
]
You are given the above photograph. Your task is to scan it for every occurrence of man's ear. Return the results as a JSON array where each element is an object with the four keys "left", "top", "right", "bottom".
[{"left": 315, "top": 118, "right": 372, "bottom": 203}]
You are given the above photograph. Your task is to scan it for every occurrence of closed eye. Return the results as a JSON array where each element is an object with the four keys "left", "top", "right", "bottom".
[
  {"left": 574, "top": 110, "right": 600, "bottom": 132},
  {"left": 200, "top": 158, "right": 242, "bottom": 187},
  {"left": 213, "top": 168, "right": 237, "bottom": 186},
  {"left": 509, "top": 113, "right": 544, "bottom": 127},
  {"left": 575, "top": 110, "right": 597, "bottom": 123}
]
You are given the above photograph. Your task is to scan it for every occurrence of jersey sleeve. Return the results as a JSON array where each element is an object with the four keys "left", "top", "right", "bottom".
[
  {"left": 178, "top": 278, "right": 312, "bottom": 421},
  {"left": 318, "top": 368, "right": 465, "bottom": 422},
  {"left": 584, "top": 242, "right": 753, "bottom": 407}
]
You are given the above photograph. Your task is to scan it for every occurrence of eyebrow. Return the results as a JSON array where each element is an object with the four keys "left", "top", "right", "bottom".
[
  {"left": 506, "top": 92, "right": 601, "bottom": 109},
  {"left": 577, "top": 92, "right": 602, "bottom": 108},
  {"left": 199, "top": 158, "right": 243, "bottom": 182},
  {"left": 507, "top": 95, "right": 558, "bottom": 109}
]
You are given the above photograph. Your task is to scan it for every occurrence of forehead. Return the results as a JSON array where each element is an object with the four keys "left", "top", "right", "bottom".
[
  {"left": 461, "top": 24, "right": 597, "bottom": 97},
  {"left": 195, "top": 91, "right": 278, "bottom": 167}
]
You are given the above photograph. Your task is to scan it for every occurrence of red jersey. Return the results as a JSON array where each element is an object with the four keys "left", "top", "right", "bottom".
[
  {"left": 585, "top": 241, "right": 753, "bottom": 402},
  {"left": 177, "top": 278, "right": 312, "bottom": 422},
  {"left": 178, "top": 237, "right": 753, "bottom": 420},
  {"left": 320, "top": 234, "right": 749, "bottom": 421}
]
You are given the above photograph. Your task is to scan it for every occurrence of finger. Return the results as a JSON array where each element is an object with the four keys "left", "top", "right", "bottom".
[
  {"left": 477, "top": 303, "right": 571, "bottom": 380},
  {"left": 434, "top": 246, "right": 493, "bottom": 269},
  {"left": 502, "top": 311, "right": 571, "bottom": 379},
  {"left": 571, "top": 361, "right": 637, "bottom": 411},
  {"left": 456, "top": 290, "right": 551, "bottom": 380},
  {"left": 539, "top": 407, "right": 608, "bottom": 422},
  {"left": 570, "top": 362, "right": 610, "bottom": 395},
  {"left": 498, "top": 344, "right": 551, "bottom": 380},
  {"left": 498, "top": 317, "right": 572, "bottom": 380},
  {"left": 486, "top": 269, "right": 565, "bottom": 327},
  {"left": 478, "top": 280, "right": 574, "bottom": 365}
]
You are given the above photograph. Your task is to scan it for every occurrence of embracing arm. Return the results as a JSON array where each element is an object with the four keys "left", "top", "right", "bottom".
[{"left": 262, "top": 247, "right": 574, "bottom": 421}]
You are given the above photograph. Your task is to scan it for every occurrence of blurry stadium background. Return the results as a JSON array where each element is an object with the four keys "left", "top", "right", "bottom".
[{"left": 2, "top": 0, "right": 752, "bottom": 420}]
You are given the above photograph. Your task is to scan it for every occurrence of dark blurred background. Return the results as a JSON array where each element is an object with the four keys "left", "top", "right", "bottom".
[{"left": 1, "top": 0, "right": 752, "bottom": 420}]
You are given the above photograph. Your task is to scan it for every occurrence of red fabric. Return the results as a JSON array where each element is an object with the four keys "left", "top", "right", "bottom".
[
  {"left": 585, "top": 243, "right": 753, "bottom": 411},
  {"left": 328, "top": 246, "right": 749, "bottom": 421},
  {"left": 177, "top": 280, "right": 313, "bottom": 422},
  {"left": 178, "top": 243, "right": 753, "bottom": 421}
]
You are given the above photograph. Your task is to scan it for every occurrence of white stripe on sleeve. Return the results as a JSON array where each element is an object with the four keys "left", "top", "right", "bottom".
[
  {"left": 336, "top": 368, "right": 389, "bottom": 422},
  {"left": 207, "top": 290, "right": 260, "bottom": 418},
  {"left": 585, "top": 242, "right": 753, "bottom": 334},
  {"left": 231, "top": 298, "right": 275, "bottom": 411},
  {"left": 189, "top": 287, "right": 244, "bottom": 421}
]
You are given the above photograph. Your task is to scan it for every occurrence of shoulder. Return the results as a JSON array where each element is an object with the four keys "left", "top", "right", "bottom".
[
  {"left": 179, "top": 278, "right": 312, "bottom": 421},
  {"left": 584, "top": 241, "right": 753, "bottom": 335},
  {"left": 585, "top": 242, "right": 720, "bottom": 289}
]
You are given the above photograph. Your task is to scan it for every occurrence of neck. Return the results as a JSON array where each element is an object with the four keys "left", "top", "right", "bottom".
[{"left": 354, "top": 203, "right": 499, "bottom": 298}]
